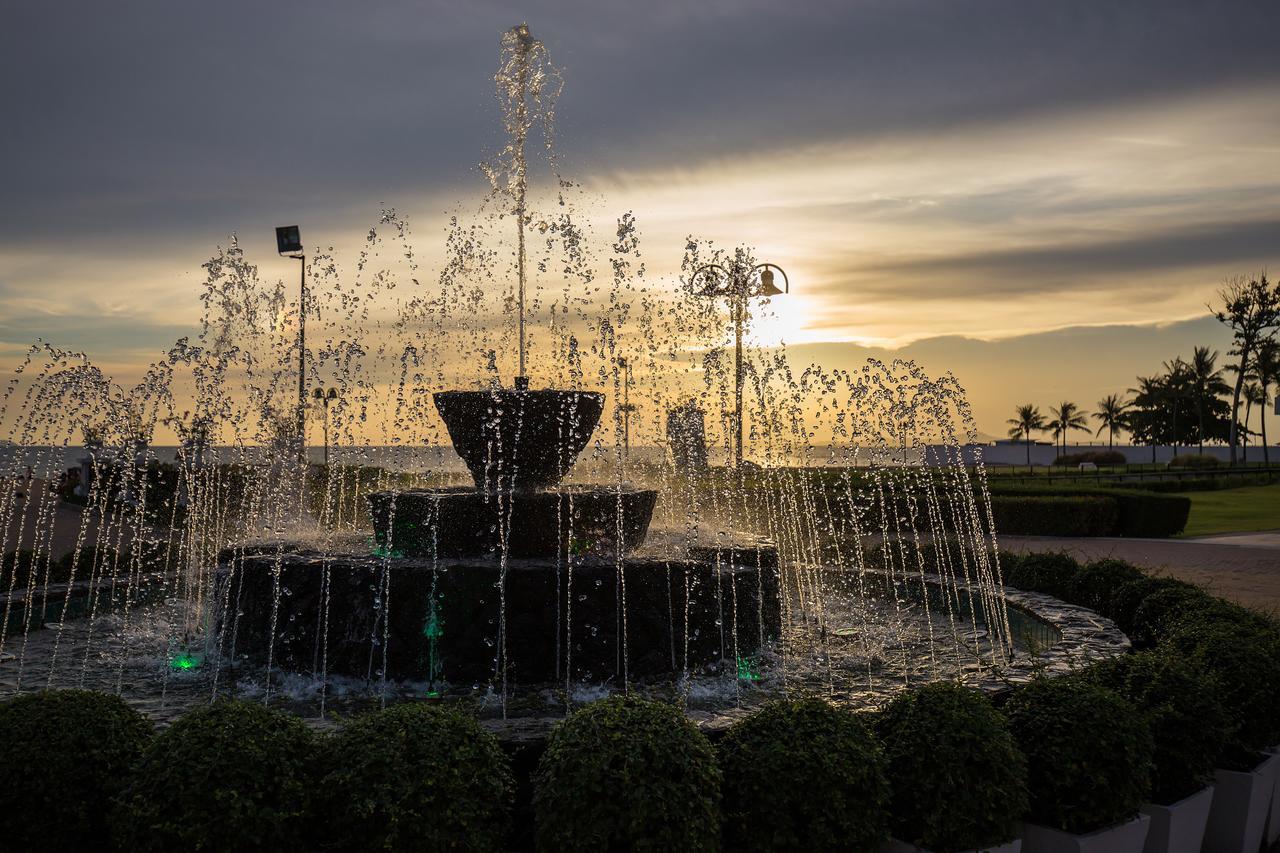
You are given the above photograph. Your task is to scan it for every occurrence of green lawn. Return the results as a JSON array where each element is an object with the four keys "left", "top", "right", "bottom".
[{"left": 1176, "top": 483, "right": 1280, "bottom": 537}]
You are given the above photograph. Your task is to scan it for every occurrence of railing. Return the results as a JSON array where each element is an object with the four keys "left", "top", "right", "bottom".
[{"left": 980, "top": 464, "right": 1280, "bottom": 489}]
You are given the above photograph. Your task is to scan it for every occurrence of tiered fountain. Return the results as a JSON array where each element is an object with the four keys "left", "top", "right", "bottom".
[
  {"left": 220, "top": 386, "right": 780, "bottom": 688},
  {"left": 218, "top": 25, "right": 779, "bottom": 693}
]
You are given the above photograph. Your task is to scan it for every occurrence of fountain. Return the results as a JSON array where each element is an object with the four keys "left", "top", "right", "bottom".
[{"left": 0, "top": 23, "right": 1131, "bottom": 732}]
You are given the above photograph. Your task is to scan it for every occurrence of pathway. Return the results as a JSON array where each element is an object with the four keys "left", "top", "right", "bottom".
[{"left": 1000, "top": 533, "right": 1280, "bottom": 612}]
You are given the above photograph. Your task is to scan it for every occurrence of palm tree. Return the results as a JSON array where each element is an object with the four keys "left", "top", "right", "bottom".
[
  {"left": 1242, "top": 381, "right": 1263, "bottom": 463},
  {"left": 1162, "top": 357, "right": 1193, "bottom": 455},
  {"left": 1128, "top": 375, "right": 1166, "bottom": 463},
  {"left": 1092, "top": 394, "right": 1129, "bottom": 448},
  {"left": 1006, "top": 404, "right": 1046, "bottom": 466},
  {"left": 1248, "top": 339, "right": 1277, "bottom": 466},
  {"left": 1048, "top": 401, "right": 1090, "bottom": 458},
  {"left": 1188, "top": 346, "right": 1229, "bottom": 454}
]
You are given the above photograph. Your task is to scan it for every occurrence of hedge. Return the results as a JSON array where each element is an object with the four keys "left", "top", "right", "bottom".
[
  {"left": 719, "top": 698, "right": 889, "bottom": 852},
  {"left": 113, "top": 700, "right": 318, "bottom": 853},
  {"left": 987, "top": 486, "right": 1190, "bottom": 537},
  {"left": 533, "top": 696, "right": 722, "bottom": 852},
  {"left": 1002, "top": 677, "right": 1153, "bottom": 834},
  {"left": 989, "top": 496, "right": 1118, "bottom": 537},
  {"left": 0, "top": 690, "right": 154, "bottom": 853},
  {"left": 316, "top": 703, "right": 513, "bottom": 852},
  {"left": 875, "top": 684, "right": 1025, "bottom": 851}
]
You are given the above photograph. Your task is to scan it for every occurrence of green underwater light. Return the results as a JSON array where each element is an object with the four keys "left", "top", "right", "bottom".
[
  {"left": 736, "top": 655, "right": 761, "bottom": 682},
  {"left": 169, "top": 652, "right": 202, "bottom": 671}
]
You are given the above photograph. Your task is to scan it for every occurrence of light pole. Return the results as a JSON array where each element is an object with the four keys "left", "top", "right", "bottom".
[
  {"left": 617, "top": 356, "right": 636, "bottom": 457},
  {"left": 276, "top": 225, "right": 307, "bottom": 465},
  {"left": 312, "top": 387, "right": 338, "bottom": 468},
  {"left": 690, "top": 260, "right": 789, "bottom": 467}
]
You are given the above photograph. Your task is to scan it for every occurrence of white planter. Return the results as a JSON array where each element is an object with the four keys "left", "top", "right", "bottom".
[
  {"left": 1022, "top": 814, "right": 1149, "bottom": 853},
  {"left": 1201, "top": 761, "right": 1273, "bottom": 853},
  {"left": 1260, "top": 749, "right": 1280, "bottom": 847},
  {"left": 882, "top": 837, "right": 1021, "bottom": 853},
  {"left": 1136, "top": 786, "right": 1213, "bottom": 853}
]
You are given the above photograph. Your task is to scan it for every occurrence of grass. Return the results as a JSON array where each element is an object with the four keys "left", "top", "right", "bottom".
[{"left": 1176, "top": 483, "right": 1280, "bottom": 537}]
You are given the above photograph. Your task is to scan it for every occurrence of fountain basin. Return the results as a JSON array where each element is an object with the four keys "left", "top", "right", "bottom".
[
  {"left": 216, "top": 546, "right": 781, "bottom": 684},
  {"left": 369, "top": 486, "right": 657, "bottom": 559},
  {"left": 434, "top": 389, "right": 603, "bottom": 492}
]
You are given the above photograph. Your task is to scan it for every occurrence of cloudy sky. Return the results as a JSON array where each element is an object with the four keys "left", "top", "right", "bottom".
[{"left": 2, "top": 0, "right": 1277, "bottom": 438}]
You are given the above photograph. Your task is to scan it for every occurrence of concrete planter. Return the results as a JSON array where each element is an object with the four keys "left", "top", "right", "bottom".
[
  {"left": 1201, "top": 756, "right": 1276, "bottom": 853},
  {"left": 1022, "top": 815, "right": 1149, "bottom": 853},
  {"left": 1136, "top": 785, "right": 1213, "bottom": 853},
  {"left": 1260, "top": 748, "right": 1280, "bottom": 847},
  {"left": 883, "top": 838, "right": 1021, "bottom": 853}
]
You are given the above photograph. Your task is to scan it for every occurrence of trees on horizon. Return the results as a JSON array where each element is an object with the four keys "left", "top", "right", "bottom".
[{"left": 1003, "top": 274, "right": 1278, "bottom": 466}]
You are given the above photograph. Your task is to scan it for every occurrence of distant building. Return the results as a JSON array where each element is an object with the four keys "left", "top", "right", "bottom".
[{"left": 666, "top": 401, "right": 708, "bottom": 472}]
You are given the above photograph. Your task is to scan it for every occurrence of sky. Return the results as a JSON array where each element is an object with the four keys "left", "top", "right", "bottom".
[{"left": 2, "top": 0, "right": 1278, "bottom": 440}]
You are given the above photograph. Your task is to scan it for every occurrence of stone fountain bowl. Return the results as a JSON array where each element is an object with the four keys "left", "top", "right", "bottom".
[{"left": 434, "top": 389, "right": 604, "bottom": 492}]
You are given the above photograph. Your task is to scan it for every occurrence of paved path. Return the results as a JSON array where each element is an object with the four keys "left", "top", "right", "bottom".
[{"left": 1001, "top": 534, "right": 1280, "bottom": 612}]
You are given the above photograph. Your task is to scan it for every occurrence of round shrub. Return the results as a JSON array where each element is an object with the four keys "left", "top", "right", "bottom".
[
  {"left": 113, "top": 699, "right": 317, "bottom": 853},
  {"left": 1083, "top": 651, "right": 1230, "bottom": 804},
  {"left": 1164, "top": 621, "right": 1280, "bottom": 765},
  {"left": 317, "top": 702, "right": 513, "bottom": 852},
  {"left": 1129, "top": 585, "right": 1215, "bottom": 647},
  {"left": 1067, "top": 558, "right": 1144, "bottom": 616},
  {"left": 1002, "top": 677, "right": 1152, "bottom": 834},
  {"left": 720, "top": 698, "right": 888, "bottom": 853},
  {"left": 534, "top": 696, "right": 721, "bottom": 853},
  {"left": 1001, "top": 551, "right": 1079, "bottom": 600},
  {"left": 1108, "top": 576, "right": 1198, "bottom": 636},
  {"left": 875, "top": 684, "right": 1026, "bottom": 851},
  {"left": 0, "top": 690, "right": 153, "bottom": 853}
]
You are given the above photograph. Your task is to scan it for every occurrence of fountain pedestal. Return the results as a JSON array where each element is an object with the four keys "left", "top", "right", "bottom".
[{"left": 216, "top": 387, "right": 781, "bottom": 687}]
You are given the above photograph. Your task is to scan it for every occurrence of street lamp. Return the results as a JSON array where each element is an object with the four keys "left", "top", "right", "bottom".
[
  {"left": 689, "top": 260, "right": 789, "bottom": 467},
  {"left": 312, "top": 387, "right": 338, "bottom": 468},
  {"left": 276, "top": 225, "right": 307, "bottom": 465},
  {"left": 616, "top": 356, "right": 636, "bottom": 457}
]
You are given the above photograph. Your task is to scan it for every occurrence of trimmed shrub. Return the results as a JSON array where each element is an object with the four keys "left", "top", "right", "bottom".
[
  {"left": 987, "top": 486, "right": 1189, "bottom": 538},
  {"left": 875, "top": 684, "right": 1026, "bottom": 851},
  {"left": 1169, "top": 454, "right": 1222, "bottom": 469},
  {"left": 1084, "top": 651, "right": 1230, "bottom": 804},
  {"left": 1001, "top": 551, "right": 1079, "bottom": 600},
  {"left": 1054, "top": 451, "right": 1127, "bottom": 466},
  {"left": 1002, "top": 677, "right": 1152, "bottom": 834},
  {"left": 990, "top": 496, "right": 1118, "bottom": 537},
  {"left": 1108, "top": 576, "right": 1200, "bottom": 636},
  {"left": 534, "top": 696, "right": 721, "bottom": 853},
  {"left": 1129, "top": 585, "right": 1217, "bottom": 647},
  {"left": 719, "top": 698, "right": 888, "bottom": 853},
  {"left": 113, "top": 699, "right": 317, "bottom": 853},
  {"left": 1108, "top": 490, "right": 1191, "bottom": 537},
  {"left": 0, "top": 690, "right": 153, "bottom": 853},
  {"left": 1163, "top": 621, "right": 1280, "bottom": 766},
  {"left": 317, "top": 702, "right": 513, "bottom": 852},
  {"left": 1067, "top": 558, "right": 1144, "bottom": 616}
]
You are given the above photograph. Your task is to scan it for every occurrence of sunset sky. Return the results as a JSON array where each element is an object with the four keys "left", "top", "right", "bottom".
[{"left": 3, "top": 1, "right": 1278, "bottom": 439}]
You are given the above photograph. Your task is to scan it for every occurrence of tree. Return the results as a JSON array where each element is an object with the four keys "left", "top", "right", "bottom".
[
  {"left": 1187, "top": 346, "right": 1230, "bottom": 454},
  {"left": 1006, "top": 404, "right": 1046, "bottom": 466},
  {"left": 1047, "top": 401, "right": 1090, "bottom": 457},
  {"left": 1092, "top": 394, "right": 1129, "bottom": 448},
  {"left": 1242, "top": 382, "right": 1263, "bottom": 463},
  {"left": 1249, "top": 339, "right": 1277, "bottom": 466},
  {"left": 1127, "top": 375, "right": 1166, "bottom": 463},
  {"left": 1211, "top": 274, "right": 1280, "bottom": 465},
  {"left": 1161, "top": 358, "right": 1194, "bottom": 455}
]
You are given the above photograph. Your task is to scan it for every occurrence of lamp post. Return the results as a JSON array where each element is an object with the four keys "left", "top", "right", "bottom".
[
  {"left": 276, "top": 225, "right": 307, "bottom": 465},
  {"left": 690, "top": 260, "right": 789, "bottom": 467},
  {"left": 312, "top": 387, "right": 338, "bottom": 468},
  {"left": 617, "top": 356, "right": 636, "bottom": 457}
]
